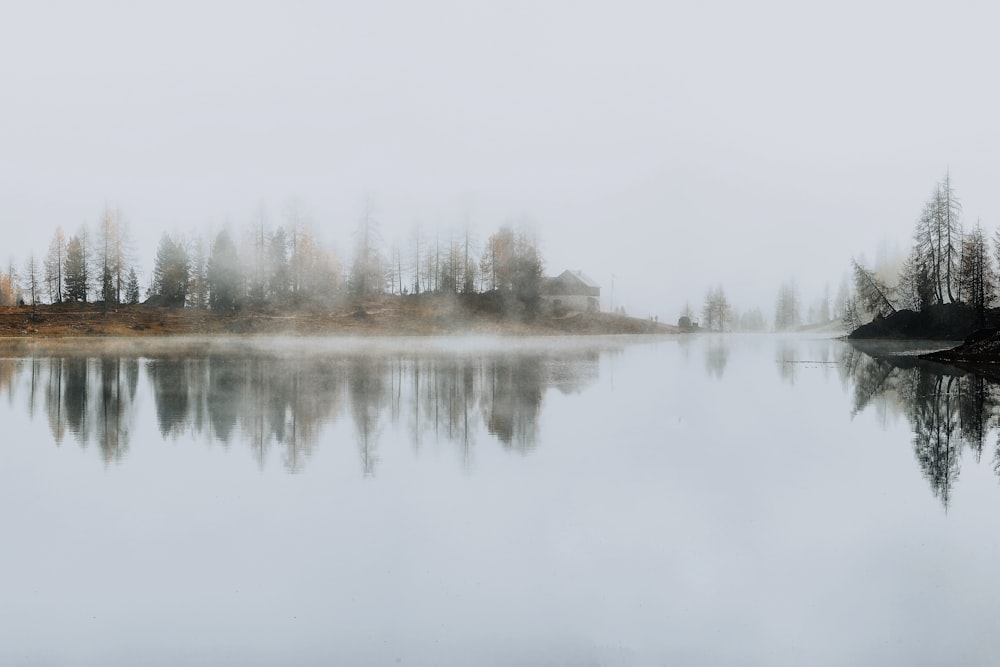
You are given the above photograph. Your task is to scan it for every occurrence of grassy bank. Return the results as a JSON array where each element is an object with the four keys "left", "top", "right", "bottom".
[{"left": 0, "top": 297, "right": 677, "bottom": 338}]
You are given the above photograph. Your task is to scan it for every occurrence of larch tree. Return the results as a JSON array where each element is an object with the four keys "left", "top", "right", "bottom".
[
  {"left": 912, "top": 174, "right": 963, "bottom": 305},
  {"left": 348, "top": 198, "right": 386, "bottom": 300},
  {"left": 44, "top": 227, "right": 66, "bottom": 304},
  {"left": 958, "top": 222, "right": 996, "bottom": 326},
  {"left": 23, "top": 253, "right": 41, "bottom": 314},
  {"left": 852, "top": 258, "right": 897, "bottom": 319}
]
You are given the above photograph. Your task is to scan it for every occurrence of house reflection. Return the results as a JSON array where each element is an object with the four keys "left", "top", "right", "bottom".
[{"left": 15, "top": 349, "right": 601, "bottom": 474}]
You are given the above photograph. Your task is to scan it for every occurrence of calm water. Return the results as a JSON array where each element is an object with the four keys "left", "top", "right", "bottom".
[{"left": 2, "top": 334, "right": 1000, "bottom": 665}]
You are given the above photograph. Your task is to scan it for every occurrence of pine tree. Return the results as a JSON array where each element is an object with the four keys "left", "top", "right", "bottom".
[{"left": 64, "top": 233, "right": 89, "bottom": 302}]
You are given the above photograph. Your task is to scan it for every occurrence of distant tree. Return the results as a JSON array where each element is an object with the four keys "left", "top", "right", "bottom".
[
  {"left": 462, "top": 225, "right": 477, "bottom": 294},
  {"left": 702, "top": 285, "right": 730, "bottom": 331},
  {"left": 64, "top": 232, "right": 90, "bottom": 302},
  {"left": 267, "top": 227, "right": 290, "bottom": 300},
  {"left": 739, "top": 307, "right": 767, "bottom": 332},
  {"left": 958, "top": 222, "right": 996, "bottom": 325},
  {"left": 151, "top": 234, "right": 190, "bottom": 307},
  {"left": 95, "top": 208, "right": 131, "bottom": 306},
  {"left": 23, "top": 253, "right": 41, "bottom": 314},
  {"left": 187, "top": 234, "right": 208, "bottom": 309},
  {"left": 348, "top": 198, "right": 386, "bottom": 300},
  {"left": 207, "top": 230, "right": 241, "bottom": 311},
  {"left": 124, "top": 267, "right": 141, "bottom": 305},
  {"left": 0, "top": 271, "right": 16, "bottom": 306},
  {"left": 248, "top": 205, "right": 268, "bottom": 303},
  {"left": 834, "top": 277, "right": 851, "bottom": 322},
  {"left": 44, "top": 227, "right": 66, "bottom": 303},
  {"left": 283, "top": 198, "right": 306, "bottom": 296},
  {"left": 774, "top": 281, "right": 801, "bottom": 331},
  {"left": 409, "top": 223, "right": 423, "bottom": 295},
  {"left": 479, "top": 225, "right": 543, "bottom": 311}
]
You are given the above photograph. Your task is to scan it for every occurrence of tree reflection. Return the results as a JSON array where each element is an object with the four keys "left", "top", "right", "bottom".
[
  {"left": 15, "top": 348, "right": 600, "bottom": 473},
  {"left": 845, "top": 343, "right": 1000, "bottom": 508}
]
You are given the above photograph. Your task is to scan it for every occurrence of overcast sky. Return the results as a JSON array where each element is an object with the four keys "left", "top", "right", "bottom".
[{"left": 3, "top": 0, "right": 1000, "bottom": 320}]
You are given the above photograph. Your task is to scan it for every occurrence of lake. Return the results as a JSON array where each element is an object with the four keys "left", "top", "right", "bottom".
[{"left": 2, "top": 334, "right": 999, "bottom": 666}]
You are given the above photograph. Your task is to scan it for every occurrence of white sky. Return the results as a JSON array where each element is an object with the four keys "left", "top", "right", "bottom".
[{"left": 3, "top": 0, "right": 1000, "bottom": 320}]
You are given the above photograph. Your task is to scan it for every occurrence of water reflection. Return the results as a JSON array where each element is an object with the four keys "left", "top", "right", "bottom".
[
  {"left": 704, "top": 338, "right": 729, "bottom": 379},
  {"left": 844, "top": 343, "right": 1000, "bottom": 507},
  {"left": 1, "top": 349, "right": 600, "bottom": 473}
]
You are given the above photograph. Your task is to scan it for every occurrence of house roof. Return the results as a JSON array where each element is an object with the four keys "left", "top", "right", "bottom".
[
  {"left": 563, "top": 270, "right": 599, "bottom": 289},
  {"left": 542, "top": 269, "right": 601, "bottom": 296}
]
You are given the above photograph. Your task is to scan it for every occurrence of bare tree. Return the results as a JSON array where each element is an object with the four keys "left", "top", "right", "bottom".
[
  {"left": 702, "top": 285, "right": 731, "bottom": 331},
  {"left": 44, "top": 226, "right": 66, "bottom": 304},
  {"left": 774, "top": 280, "right": 801, "bottom": 331},
  {"left": 958, "top": 222, "right": 996, "bottom": 326},
  {"left": 348, "top": 197, "right": 386, "bottom": 300},
  {"left": 913, "top": 174, "right": 962, "bottom": 305},
  {"left": 852, "top": 258, "right": 897, "bottom": 319},
  {"left": 23, "top": 253, "right": 41, "bottom": 315}
]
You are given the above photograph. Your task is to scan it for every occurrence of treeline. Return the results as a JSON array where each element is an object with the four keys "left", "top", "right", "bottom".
[
  {"left": 682, "top": 280, "right": 838, "bottom": 333},
  {"left": 846, "top": 173, "right": 997, "bottom": 329},
  {"left": 2, "top": 203, "right": 545, "bottom": 314}
]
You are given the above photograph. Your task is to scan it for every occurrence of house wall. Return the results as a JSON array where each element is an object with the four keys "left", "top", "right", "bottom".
[{"left": 541, "top": 294, "right": 600, "bottom": 313}]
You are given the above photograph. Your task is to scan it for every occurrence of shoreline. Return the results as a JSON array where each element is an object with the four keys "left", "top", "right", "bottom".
[{"left": 0, "top": 301, "right": 677, "bottom": 340}]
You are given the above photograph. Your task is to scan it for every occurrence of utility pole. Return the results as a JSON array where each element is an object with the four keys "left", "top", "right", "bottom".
[{"left": 610, "top": 273, "right": 615, "bottom": 314}]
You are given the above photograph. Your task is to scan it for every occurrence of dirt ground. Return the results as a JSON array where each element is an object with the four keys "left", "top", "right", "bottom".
[{"left": 0, "top": 300, "right": 677, "bottom": 339}]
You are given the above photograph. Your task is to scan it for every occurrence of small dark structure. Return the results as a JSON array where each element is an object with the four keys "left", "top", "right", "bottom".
[{"left": 540, "top": 270, "right": 601, "bottom": 314}]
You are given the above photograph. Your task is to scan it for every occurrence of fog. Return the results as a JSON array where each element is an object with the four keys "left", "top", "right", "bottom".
[{"left": 4, "top": 2, "right": 1000, "bottom": 319}]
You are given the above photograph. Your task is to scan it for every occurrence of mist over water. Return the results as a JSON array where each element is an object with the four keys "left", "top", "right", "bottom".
[{"left": 4, "top": 335, "right": 1000, "bottom": 664}]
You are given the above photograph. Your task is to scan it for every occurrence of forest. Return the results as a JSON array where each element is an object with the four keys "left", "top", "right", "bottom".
[
  {"left": 846, "top": 173, "right": 999, "bottom": 337},
  {"left": 2, "top": 201, "right": 546, "bottom": 317}
]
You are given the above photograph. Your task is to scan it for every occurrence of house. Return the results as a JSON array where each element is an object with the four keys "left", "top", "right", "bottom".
[{"left": 540, "top": 270, "right": 601, "bottom": 313}]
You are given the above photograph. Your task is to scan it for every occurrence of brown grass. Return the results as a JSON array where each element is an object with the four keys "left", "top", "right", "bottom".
[{"left": 0, "top": 299, "right": 677, "bottom": 339}]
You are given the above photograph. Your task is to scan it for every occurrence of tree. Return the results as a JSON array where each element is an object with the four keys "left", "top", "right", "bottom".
[
  {"left": 151, "top": 234, "right": 190, "bottom": 306},
  {"left": 64, "top": 231, "right": 90, "bottom": 302},
  {"left": 125, "top": 267, "right": 141, "bottom": 305},
  {"left": 267, "top": 227, "right": 290, "bottom": 300},
  {"left": 409, "top": 223, "right": 422, "bottom": 295},
  {"left": 187, "top": 234, "right": 208, "bottom": 309},
  {"left": 0, "top": 263, "right": 16, "bottom": 306},
  {"left": 23, "top": 253, "right": 41, "bottom": 315},
  {"left": 898, "top": 247, "right": 935, "bottom": 311},
  {"left": 702, "top": 285, "right": 730, "bottom": 331},
  {"left": 739, "top": 307, "right": 767, "bottom": 332},
  {"left": 852, "top": 258, "right": 897, "bottom": 319},
  {"left": 44, "top": 227, "right": 66, "bottom": 304},
  {"left": 348, "top": 198, "right": 386, "bottom": 300},
  {"left": 510, "top": 232, "right": 543, "bottom": 310},
  {"left": 95, "top": 208, "right": 131, "bottom": 306},
  {"left": 912, "top": 174, "right": 963, "bottom": 305},
  {"left": 207, "top": 230, "right": 241, "bottom": 312},
  {"left": 958, "top": 222, "right": 996, "bottom": 325},
  {"left": 774, "top": 281, "right": 801, "bottom": 331}
]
